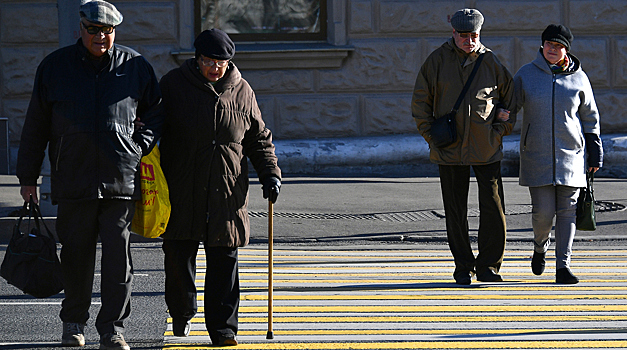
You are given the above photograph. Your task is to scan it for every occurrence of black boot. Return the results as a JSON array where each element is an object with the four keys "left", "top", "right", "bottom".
[
  {"left": 531, "top": 251, "right": 545, "bottom": 275},
  {"left": 556, "top": 268, "right": 579, "bottom": 284}
]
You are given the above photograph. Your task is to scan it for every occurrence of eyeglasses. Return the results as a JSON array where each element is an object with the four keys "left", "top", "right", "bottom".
[
  {"left": 199, "top": 57, "right": 229, "bottom": 68},
  {"left": 544, "top": 41, "right": 566, "bottom": 51},
  {"left": 81, "top": 22, "right": 115, "bottom": 35},
  {"left": 457, "top": 32, "right": 479, "bottom": 39}
]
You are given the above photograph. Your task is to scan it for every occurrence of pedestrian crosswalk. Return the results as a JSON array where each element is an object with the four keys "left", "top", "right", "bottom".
[{"left": 164, "top": 245, "right": 627, "bottom": 349}]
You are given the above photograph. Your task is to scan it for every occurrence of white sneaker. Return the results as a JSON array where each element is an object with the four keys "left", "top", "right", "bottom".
[{"left": 99, "top": 332, "right": 130, "bottom": 350}]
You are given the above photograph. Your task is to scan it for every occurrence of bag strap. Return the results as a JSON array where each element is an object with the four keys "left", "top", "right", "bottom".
[
  {"left": 14, "top": 201, "right": 29, "bottom": 235},
  {"left": 31, "top": 201, "right": 56, "bottom": 242},
  {"left": 451, "top": 53, "right": 485, "bottom": 114}
]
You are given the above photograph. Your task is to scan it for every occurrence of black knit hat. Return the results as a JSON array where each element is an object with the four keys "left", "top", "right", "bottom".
[
  {"left": 194, "top": 29, "right": 235, "bottom": 60},
  {"left": 542, "top": 24, "right": 573, "bottom": 51}
]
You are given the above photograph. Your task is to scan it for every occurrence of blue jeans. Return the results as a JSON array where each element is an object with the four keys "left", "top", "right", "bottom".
[{"left": 529, "top": 185, "right": 579, "bottom": 269}]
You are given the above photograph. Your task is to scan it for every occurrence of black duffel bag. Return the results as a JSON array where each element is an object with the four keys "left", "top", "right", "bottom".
[{"left": 1, "top": 198, "right": 64, "bottom": 298}]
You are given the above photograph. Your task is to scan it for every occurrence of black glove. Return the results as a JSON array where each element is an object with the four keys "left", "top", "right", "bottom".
[{"left": 262, "top": 176, "right": 281, "bottom": 203}]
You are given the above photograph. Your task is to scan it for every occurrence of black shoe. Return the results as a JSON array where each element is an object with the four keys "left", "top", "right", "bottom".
[
  {"left": 215, "top": 334, "right": 238, "bottom": 347},
  {"left": 531, "top": 251, "right": 546, "bottom": 275},
  {"left": 454, "top": 272, "right": 472, "bottom": 285},
  {"left": 62, "top": 322, "right": 86, "bottom": 347},
  {"left": 172, "top": 320, "right": 191, "bottom": 337},
  {"left": 477, "top": 269, "right": 503, "bottom": 282},
  {"left": 556, "top": 268, "right": 579, "bottom": 284}
]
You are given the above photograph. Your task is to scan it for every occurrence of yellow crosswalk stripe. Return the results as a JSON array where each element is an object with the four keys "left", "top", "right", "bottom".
[
  {"left": 164, "top": 340, "right": 627, "bottom": 349},
  {"left": 165, "top": 246, "right": 627, "bottom": 349}
]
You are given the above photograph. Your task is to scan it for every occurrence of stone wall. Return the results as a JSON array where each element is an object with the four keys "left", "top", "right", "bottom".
[{"left": 1, "top": 0, "right": 626, "bottom": 173}]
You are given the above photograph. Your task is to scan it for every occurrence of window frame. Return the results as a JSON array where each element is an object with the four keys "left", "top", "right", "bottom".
[
  {"left": 172, "top": 0, "right": 353, "bottom": 70},
  {"left": 194, "top": 0, "right": 327, "bottom": 42}
]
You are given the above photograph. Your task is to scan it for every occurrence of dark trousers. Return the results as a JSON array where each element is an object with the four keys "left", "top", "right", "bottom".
[
  {"left": 55, "top": 199, "right": 135, "bottom": 335},
  {"left": 163, "top": 240, "right": 239, "bottom": 343},
  {"left": 438, "top": 162, "right": 506, "bottom": 279}
]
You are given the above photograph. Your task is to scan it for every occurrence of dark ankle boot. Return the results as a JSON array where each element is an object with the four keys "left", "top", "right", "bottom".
[
  {"left": 556, "top": 268, "right": 579, "bottom": 284},
  {"left": 531, "top": 251, "right": 545, "bottom": 275}
]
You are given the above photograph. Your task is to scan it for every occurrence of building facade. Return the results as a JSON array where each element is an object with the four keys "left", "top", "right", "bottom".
[{"left": 2, "top": 0, "right": 626, "bottom": 174}]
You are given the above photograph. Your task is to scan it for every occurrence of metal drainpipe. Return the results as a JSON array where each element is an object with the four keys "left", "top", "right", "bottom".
[{"left": 38, "top": 0, "right": 82, "bottom": 216}]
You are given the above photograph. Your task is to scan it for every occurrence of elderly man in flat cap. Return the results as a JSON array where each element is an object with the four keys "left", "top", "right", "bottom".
[
  {"left": 17, "top": 1, "right": 163, "bottom": 348},
  {"left": 158, "top": 28, "right": 281, "bottom": 346},
  {"left": 411, "top": 9, "right": 515, "bottom": 285}
]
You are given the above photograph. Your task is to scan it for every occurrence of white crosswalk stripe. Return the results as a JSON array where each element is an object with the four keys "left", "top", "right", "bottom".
[{"left": 164, "top": 245, "right": 627, "bottom": 349}]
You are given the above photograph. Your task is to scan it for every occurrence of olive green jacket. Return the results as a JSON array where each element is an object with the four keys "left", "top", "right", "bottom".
[{"left": 412, "top": 38, "right": 515, "bottom": 165}]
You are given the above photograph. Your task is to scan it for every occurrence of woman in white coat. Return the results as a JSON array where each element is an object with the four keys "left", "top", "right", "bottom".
[{"left": 512, "top": 24, "right": 602, "bottom": 284}]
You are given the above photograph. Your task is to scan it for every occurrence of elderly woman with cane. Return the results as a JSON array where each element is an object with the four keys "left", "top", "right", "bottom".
[
  {"left": 158, "top": 29, "right": 281, "bottom": 346},
  {"left": 512, "top": 24, "right": 602, "bottom": 284}
]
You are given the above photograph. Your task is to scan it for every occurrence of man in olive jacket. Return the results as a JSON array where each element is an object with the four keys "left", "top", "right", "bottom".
[
  {"left": 411, "top": 9, "right": 514, "bottom": 285},
  {"left": 158, "top": 29, "right": 281, "bottom": 346}
]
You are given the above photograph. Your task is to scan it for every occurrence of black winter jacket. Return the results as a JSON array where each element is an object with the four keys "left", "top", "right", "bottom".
[{"left": 17, "top": 40, "right": 164, "bottom": 202}]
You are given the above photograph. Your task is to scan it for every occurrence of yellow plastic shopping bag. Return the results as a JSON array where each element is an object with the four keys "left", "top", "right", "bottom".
[{"left": 131, "top": 146, "right": 171, "bottom": 238}]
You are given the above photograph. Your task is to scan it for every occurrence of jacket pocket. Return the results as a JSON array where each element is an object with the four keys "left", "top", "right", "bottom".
[{"left": 522, "top": 124, "right": 531, "bottom": 151}]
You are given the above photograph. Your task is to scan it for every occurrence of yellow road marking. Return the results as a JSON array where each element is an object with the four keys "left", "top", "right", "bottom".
[
  {"left": 176, "top": 315, "right": 627, "bottom": 323},
  {"left": 237, "top": 265, "right": 627, "bottom": 270},
  {"left": 238, "top": 294, "right": 627, "bottom": 301},
  {"left": 238, "top": 285, "right": 627, "bottom": 291},
  {"left": 195, "top": 304, "right": 627, "bottom": 313},
  {"left": 199, "top": 278, "right": 627, "bottom": 284},
  {"left": 164, "top": 340, "right": 627, "bottom": 349},
  {"left": 234, "top": 272, "right": 627, "bottom": 277},
  {"left": 238, "top": 304, "right": 627, "bottom": 312},
  {"left": 165, "top": 328, "right": 624, "bottom": 336}
]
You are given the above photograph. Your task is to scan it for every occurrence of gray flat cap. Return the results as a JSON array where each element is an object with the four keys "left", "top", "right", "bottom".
[
  {"left": 80, "top": 0, "right": 123, "bottom": 26},
  {"left": 451, "top": 8, "right": 483, "bottom": 33}
]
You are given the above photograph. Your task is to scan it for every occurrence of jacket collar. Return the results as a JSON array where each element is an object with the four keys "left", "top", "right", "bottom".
[
  {"left": 76, "top": 38, "right": 114, "bottom": 62},
  {"left": 532, "top": 48, "right": 581, "bottom": 75},
  {"left": 447, "top": 37, "right": 488, "bottom": 67},
  {"left": 182, "top": 58, "right": 241, "bottom": 93}
]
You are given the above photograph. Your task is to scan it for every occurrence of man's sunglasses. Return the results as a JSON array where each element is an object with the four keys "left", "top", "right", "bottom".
[{"left": 81, "top": 22, "right": 115, "bottom": 35}]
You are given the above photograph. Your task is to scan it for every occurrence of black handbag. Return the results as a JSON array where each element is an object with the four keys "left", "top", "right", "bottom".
[
  {"left": 576, "top": 171, "right": 596, "bottom": 231},
  {"left": 1, "top": 198, "right": 64, "bottom": 298},
  {"left": 430, "top": 53, "right": 485, "bottom": 148}
]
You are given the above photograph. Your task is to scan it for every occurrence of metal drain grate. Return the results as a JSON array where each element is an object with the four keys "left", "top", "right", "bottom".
[
  {"left": 596, "top": 201, "right": 626, "bottom": 212},
  {"left": 249, "top": 201, "right": 625, "bottom": 223},
  {"left": 248, "top": 211, "right": 377, "bottom": 220},
  {"left": 249, "top": 209, "right": 453, "bottom": 222}
]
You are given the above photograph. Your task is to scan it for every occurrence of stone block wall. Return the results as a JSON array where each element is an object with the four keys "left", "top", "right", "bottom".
[{"left": 1, "top": 0, "right": 626, "bottom": 173}]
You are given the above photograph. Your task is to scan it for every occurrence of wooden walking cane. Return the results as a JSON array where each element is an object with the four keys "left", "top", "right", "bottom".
[{"left": 266, "top": 200, "right": 274, "bottom": 339}]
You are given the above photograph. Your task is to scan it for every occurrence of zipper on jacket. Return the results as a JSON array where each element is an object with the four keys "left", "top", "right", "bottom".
[
  {"left": 522, "top": 125, "right": 530, "bottom": 151},
  {"left": 55, "top": 136, "right": 64, "bottom": 171},
  {"left": 551, "top": 73, "right": 557, "bottom": 185}
]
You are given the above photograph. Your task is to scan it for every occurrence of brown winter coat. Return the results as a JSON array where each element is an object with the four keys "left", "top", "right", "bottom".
[
  {"left": 159, "top": 59, "right": 281, "bottom": 247},
  {"left": 412, "top": 38, "right": 515, "bottom": 165}
]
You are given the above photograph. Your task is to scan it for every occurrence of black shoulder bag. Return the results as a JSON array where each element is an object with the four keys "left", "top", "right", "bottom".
[
  {"left": 430, "top": 53, "right": 485, "bottom": 148},
  {"left": 576, "top": 171, "right": 596, "bottom": 231},
  {"left": 0, "top": 197, "right": 64, "bottom": 298}
]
